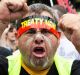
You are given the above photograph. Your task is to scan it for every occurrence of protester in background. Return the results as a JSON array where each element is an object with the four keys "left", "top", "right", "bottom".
[{"left": 0, "top": 24, "right": 18, "bottom": 52}]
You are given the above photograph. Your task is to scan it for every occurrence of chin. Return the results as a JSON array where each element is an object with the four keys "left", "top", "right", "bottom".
[{"left": 29, "top": 56, "right": 52, "bottom": 71}]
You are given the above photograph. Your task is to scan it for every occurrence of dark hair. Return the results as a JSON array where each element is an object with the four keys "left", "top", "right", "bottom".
[{"left": 8, "top": 24, "right": 16, "bottom": 32}]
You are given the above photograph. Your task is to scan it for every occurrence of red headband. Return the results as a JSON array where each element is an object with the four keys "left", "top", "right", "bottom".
[{"left": 17, "top": 16, "right": 60, "bottom": 38}]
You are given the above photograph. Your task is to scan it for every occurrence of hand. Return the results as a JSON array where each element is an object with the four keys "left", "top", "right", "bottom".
[
  {"left": 58, "top": 13, "right": 80, "bottom": 52},
  {"left": 0, "top": 0, "right": 28, "bottom": 38},
  {"left": 0, "top": 0, "right": 28, "bottom": 22},
  {"left": 2, "top": 0, "right": 27, "bottom": 12}
]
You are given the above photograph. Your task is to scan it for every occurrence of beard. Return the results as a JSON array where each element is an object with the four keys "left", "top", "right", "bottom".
[{"left": 28, "top": 55, "right": 53, "bottom": 71}]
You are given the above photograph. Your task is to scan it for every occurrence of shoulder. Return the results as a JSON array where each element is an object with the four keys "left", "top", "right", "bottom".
[
  {"left": 0, "top": 55, "right": 8, "bottom": 75},
  {"left": 0, "top": 47, "right": 12, "bottom": 57},
  {"left": 0, "top": 55, "right": 8, "bottom": 65}
]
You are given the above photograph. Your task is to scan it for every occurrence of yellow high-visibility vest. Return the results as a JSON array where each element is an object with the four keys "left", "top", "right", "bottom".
[{"left": 7, "top": 51, "right": 74, "bottom": 75}]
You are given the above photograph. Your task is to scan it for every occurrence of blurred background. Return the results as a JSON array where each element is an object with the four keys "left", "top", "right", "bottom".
[{"left": 27, "top": 0, "right": 80, "bottom": 14}]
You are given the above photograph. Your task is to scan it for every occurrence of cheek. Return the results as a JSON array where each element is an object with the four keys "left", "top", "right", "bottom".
[
  {"left": 46, "top": 35, "right": 58, "bottom": 54},
  {"left": 8, "top": 33, "right": 14, "bottom": 39},
  {"left": 7, "top": 33, "right": 10, "bottom": 37},
  {"left": 18, "top": 36, "right": 33, "bottom": 54},
  {"left": 48, "top": 35, "right": 58, "bottom": 46},
  {"left": 18, "top": 36, "right": 28, "bottom": 46}
]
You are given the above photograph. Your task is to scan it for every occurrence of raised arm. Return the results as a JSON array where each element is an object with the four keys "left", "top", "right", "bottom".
[
  {"left": 0, "top": 0, "right": 28, "bottom": 37},
  {"left": 58, "top": 13, "right": 80, "bottom": 53}
]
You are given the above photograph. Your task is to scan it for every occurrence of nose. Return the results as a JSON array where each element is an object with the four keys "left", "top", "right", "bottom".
[{"left": 34, "top": 33, "right": 44, "bottom": 44}]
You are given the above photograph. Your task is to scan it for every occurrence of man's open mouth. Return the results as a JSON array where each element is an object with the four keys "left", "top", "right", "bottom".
[{"left": 32, "top": 47, "right": 46, "bottom": 58}]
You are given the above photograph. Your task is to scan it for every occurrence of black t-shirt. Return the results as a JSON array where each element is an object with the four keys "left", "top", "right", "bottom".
[{"left": 0, "top": 55, "right": 80, "bottom": 75}]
